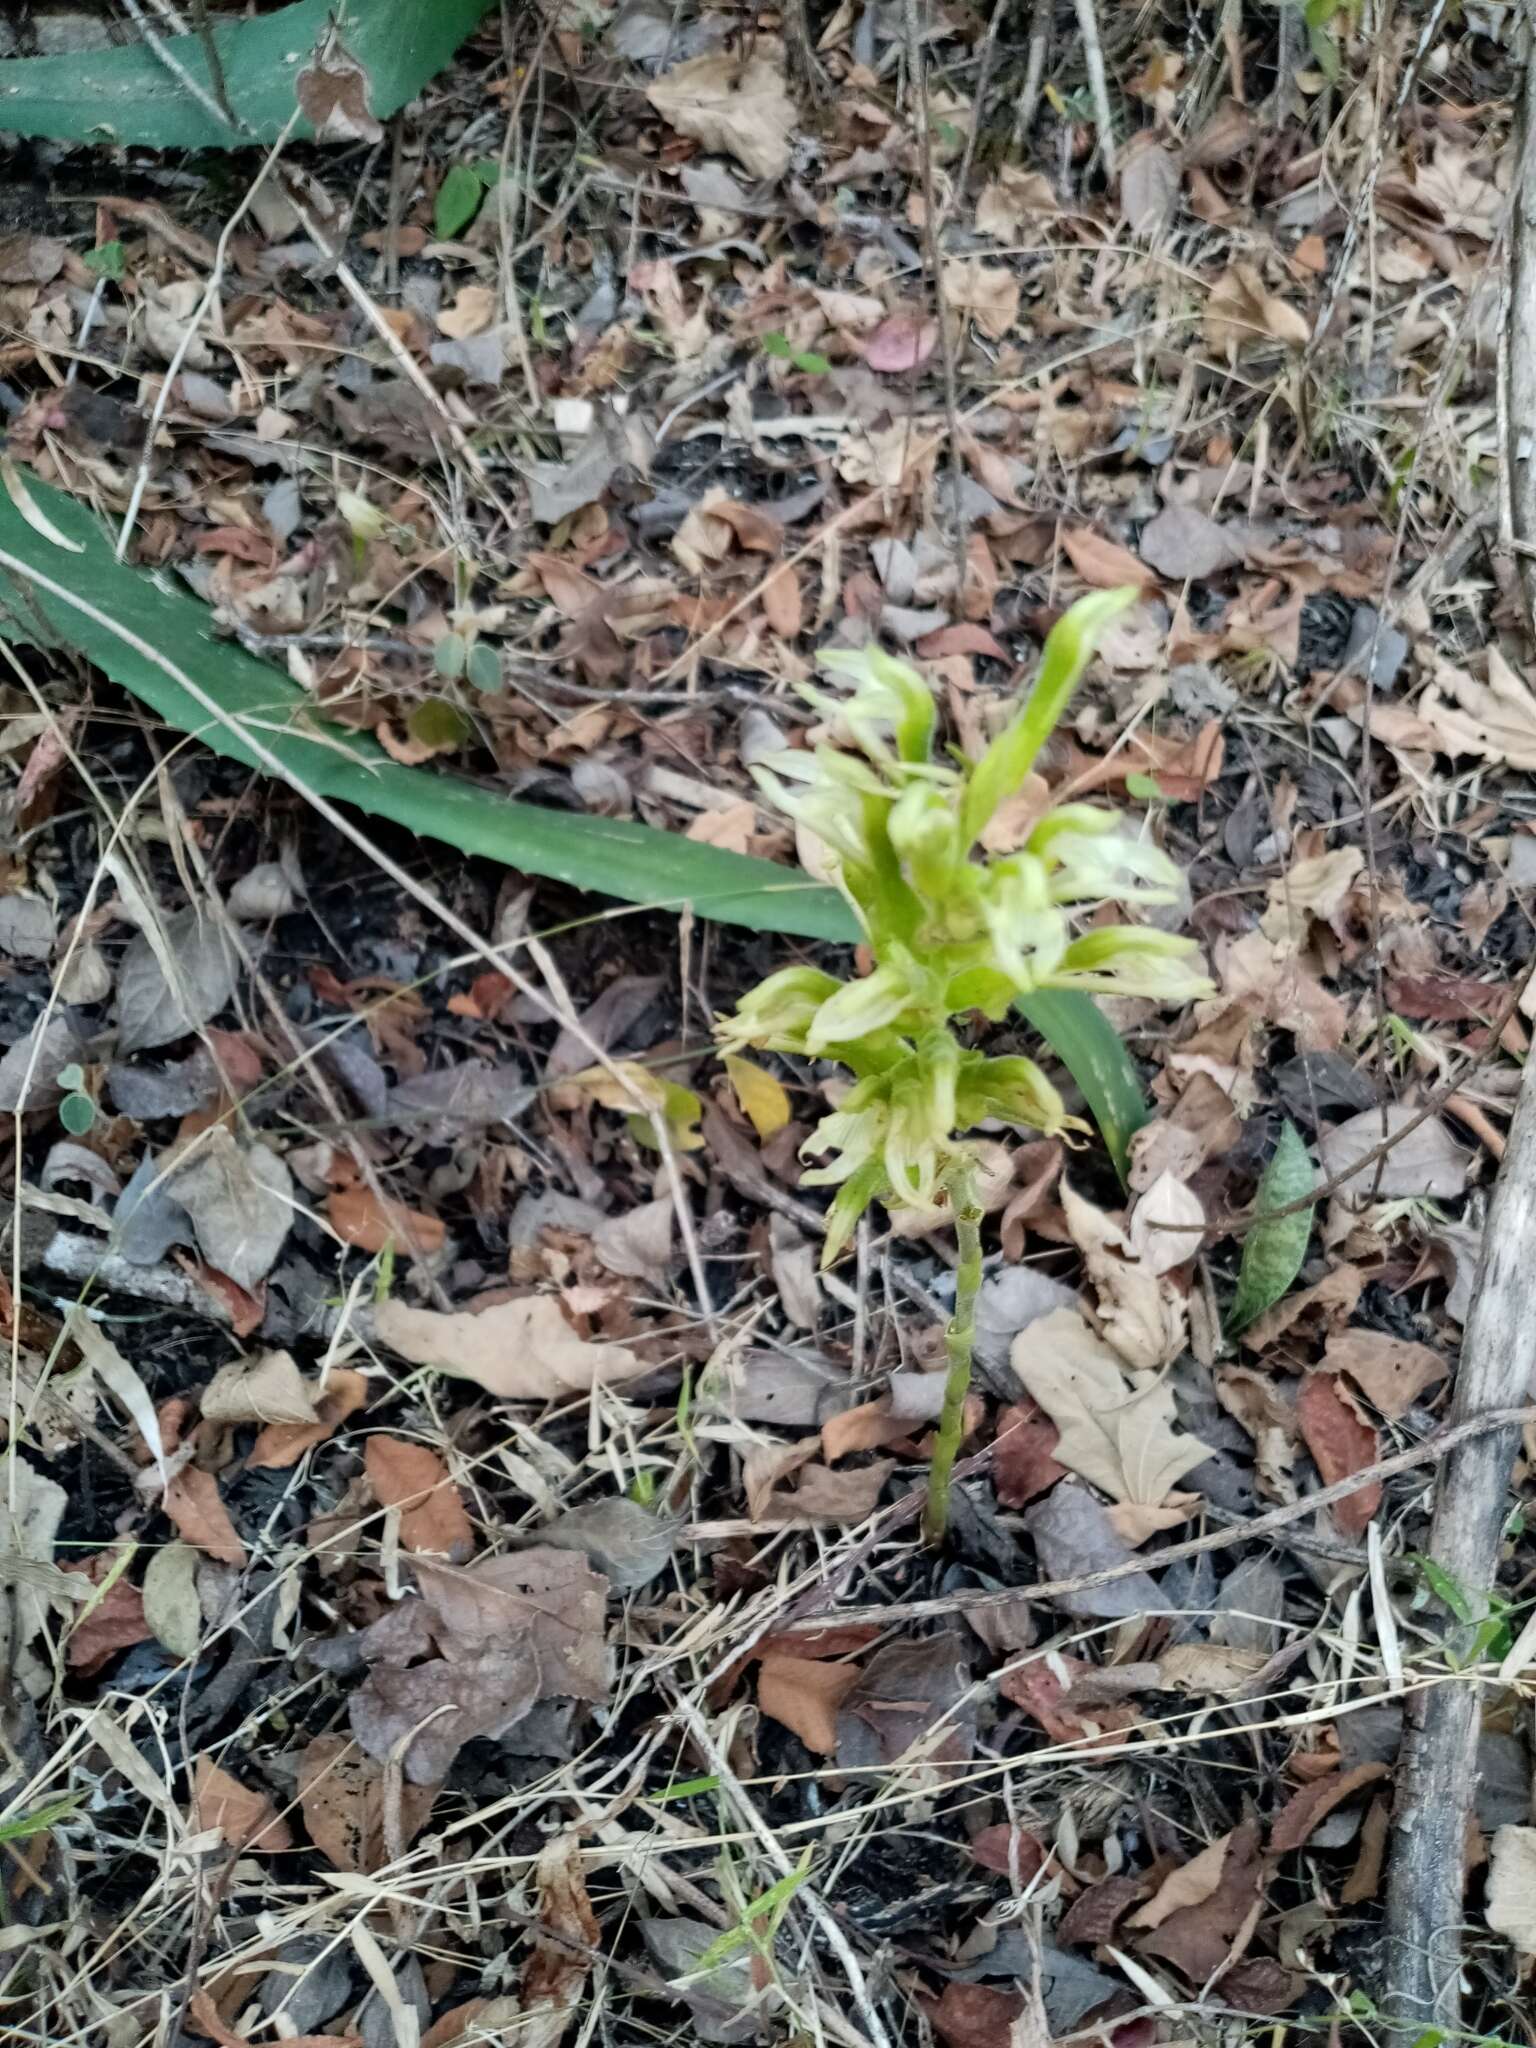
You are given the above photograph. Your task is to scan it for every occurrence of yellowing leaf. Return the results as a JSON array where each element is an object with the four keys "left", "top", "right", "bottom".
[
  {"left": 724, "top": 1054, "right": 791, "bottom": 1139},
  {"left": 562, "top": 1060, "right": 704, "bottom": 1152},
  {"left": 1009, "top": 1307, "right": 1213, "bottom": 1517},
  {"left": 646, "top": 47, "right": 794, "bottom": 181}
]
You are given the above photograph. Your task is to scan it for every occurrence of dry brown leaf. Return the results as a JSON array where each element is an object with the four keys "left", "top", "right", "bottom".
[
  {"left": 1323, "top": 1330, "right": 1447, "bottom": 1419},
  {"left": 351, "top": 1647, "right": 541, "bottom": 1785},
  {"left": 1296, "top": 1373, "right": 1380, "bottom": 1536},
  {"left": 1062, "top": 527, "right": 1154, "bottom": 590},
  {"left": 1157, "top": 1643, "right": 1270, "bottom": 1696},
  {"left": 1259, "top": 846, "right": 1364, "bottom": 946},
  {"left": 191, "top": 1756, "right": 292, "bottom": 1854},
  {"left": 364, "top": 1436, "right": 475, "bottom": 1561},
  {"left": 1126, "top": 1169, "right": 1205, "bottom": 1276},
  {"left": 1129, "top": 1830, "right": 1231, "bottom": 1929},
  {"left": 757, "top": 1652, "right": 861, "bottom": 1753},
  {"left": 1204, "top": 263, "right": 1310, "bottom": 353},
  {"left": 941, "top": 257, "right": 1021, "bottom": 341},
  {"left": 1010, "top": 1307, "right": 1212, "bottom": 1512},
  {"left": 164, "top": 1467, "right": 247, "bottom": 1566},
  {"left": 992, "top": 1397, "right": 1066, "bottom": 1507},
  {"left": 821, "top": 1396, "right": 913, "bottom": 1461},
  {"left": 374, "top": 1294, "right": 646, "bottom": 1400},
  {"left": 297, "top": 1734, "right": 437, "bottom": 1874},
  {"left": 62, "top": 1547, "right": 151, "bottom": 1673},
  {"left": 521, "top": 1834, "right": 600, "bottom": 2048},
  {"left": 327, "top": 1186, "right": 445, "bottom": 1256},
  {"left": 416, "top": 1547, "right": 610, "bottom": 1700},
  {"left": 199, "top": 1350, "right": 317, "bottom": 1428},
  {"left": 753, "top": 1455, "right": 895, "bottom": 1524},
  {"left": 1419, "top": 649, "right": 1536, "bottom": 769},
  {"left": 646, "top": 46, "right": 795, "bottom": 181},
  {"left": 1133, "top": 1819, "right": 1265, "bottom": 1982},
  {"left": 1119, "top": 135, "right": 1180, "bottom": 237},
  {"left": 1270, "top": 1761, "right": 1389, "bottom": 1852},
  {"left": 1214, "top": 1365, "right": 1297, "bottom": 1499},
  {"left": 760, "top": 563, "right": 803, "bottom": 639},
  {"left": 250, "top": 1368, "right": 368, "bottom": 1469},
  {"left": 1062, "top": 1182, "right": 1187, "bottom": 1368}
]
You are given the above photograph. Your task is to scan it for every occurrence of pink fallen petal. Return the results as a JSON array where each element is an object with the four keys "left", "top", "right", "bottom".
[{"left": 864, "top": 314, "right": 938, "bottom": 373}]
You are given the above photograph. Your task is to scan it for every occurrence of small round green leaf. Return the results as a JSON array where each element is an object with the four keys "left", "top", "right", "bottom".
[
  {"left": 59, "top": 1091, "right": 95, "bottom": 1135},
  {"left": 466, "top": 640, "right": 503, "bottom": 692},
  {"left": 433, "top": 632, "right": 467, "bottom": 680},
  {"left": 407, "top": 697, "right": 474, "bottom": 751}
]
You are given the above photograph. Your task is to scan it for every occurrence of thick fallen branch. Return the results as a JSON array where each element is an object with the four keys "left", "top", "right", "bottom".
[{"left": 1382, "top": 64, "right": 1536, "bottom": 2010}]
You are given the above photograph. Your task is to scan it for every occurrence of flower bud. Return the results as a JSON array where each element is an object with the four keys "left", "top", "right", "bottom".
[
  {"left": 809, "top": 643, "right": 937, "bottom": 764},
  {"left": 805, "top": 960, "right": 918, "bottom": 1052},
  {"left": 716, "top": 965, "right": 844, "bottom": 1055},
  {"left": 956, "top": 1053, "right": 1070, "bottom": 1134},
  {"left": 1049, "top": 926, "right": 1212, "bottom": 1002},
  {"left": 1030, "top": 805, "right": 1183, "bottom": 905}
]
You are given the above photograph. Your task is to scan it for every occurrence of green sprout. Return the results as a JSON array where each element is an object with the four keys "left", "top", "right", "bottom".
[{"left": 717, "top": 590, "right": 1210, "bottom": 1543}]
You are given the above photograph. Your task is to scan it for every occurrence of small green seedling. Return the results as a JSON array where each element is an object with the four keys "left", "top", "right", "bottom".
[
  {"left": 82, "top": 240, "right": 126, "bottom": 282},
  {"left": 434, "top": 160, "right": 502, "bottom": 240},
  {"left": 762, "top": 331, "right": 831, "bottom": 376},
  {"left": 56, "top": 1061, "right": 95, "bottom": 1136},
  {"left": 718, "top": 590, "right": 1210, "bottom": 1542}
]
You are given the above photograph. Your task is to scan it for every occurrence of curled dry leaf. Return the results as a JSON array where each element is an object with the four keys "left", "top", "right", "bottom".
[
  {"left": 1295, "top": 1373, "right": 1380, "bottom": 1536},
  {"left": 374, "top": 1294, "right": 647, "bottom": 1400},
  {"left": 200, "top": 1350, "right": 317, "bottom": 1428},
  {"left": 364, "top": 1436, "right": 475, "bottom": 1561},
  {"left": 1126, "top": 1169, "right": 1204, "bottom": 1276},
  {"left": 351, "top": 1645, "right": 541, "bottom": 1786},
  {"left": 415, "top": 1547, "right": 610, "bottom": 1700},
  {"left": 190, "top": 1756, "right": 293, "bottom": 1854},
  {"left": 1420, "top": 648, "right": 1536, "bottom": 770},
  {"left": 520, "top": 1834, "right": 600, "bottom": 2048},
  {"left": 1270, "top": 1760, "right": 1389, "bottom": 1853},
  {"left": 1012, "top": 1309, "right": 1212, "bottom": 1516},
  {"left": 250, "top": 1368, "right": 368, "bottom": 1469},
  {"left": 163, "top": 1467, "right": 247, "bottom": 1566},
  {"left": 1062, "top": 527, "right": 1154, "bottom": 591},
  {"left": 1062, "top": 1183, "right": 1187, "bottom": 1370}
]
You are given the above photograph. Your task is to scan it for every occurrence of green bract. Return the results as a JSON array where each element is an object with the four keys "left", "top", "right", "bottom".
[{"left": 718, "top": 589, "right": 1211, "bottom": 1263}]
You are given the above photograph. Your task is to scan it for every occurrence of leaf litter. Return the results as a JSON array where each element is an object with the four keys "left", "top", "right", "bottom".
[{"left": 0, "top": 2, "right": 1532, "bottom": 2042}]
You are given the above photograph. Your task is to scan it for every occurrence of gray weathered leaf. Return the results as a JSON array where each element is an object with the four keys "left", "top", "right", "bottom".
[
  {"left": 0, "top": 1012, "right": 83, "bottom": 1112},
  {"left": 114, "top": 1152, "right": 196, "bottom": 1265},
  {"left": 1023, "top": 1481, "right": 1164, "bottom": 1620},
  {"left": 1119, "top": 136, "right": 1180, "bottom": 238},
  {"left": 1316, "top": 1104, "right": 1471, "bottom": 1203},
  {"left": 116, "top": 906, "right": 237, "bottom": 1052},
  {"left": 0, "top": 893, "right": 55, "bottom": 961},
  {"left": 350, "top": 1647, "right": 541, "bottom": 1784},
  {"left": 536, "top": 1497, "right": 679, "bottom": 1592},
  {"left": 385, "top": 1060, "right": 533, "bottom": 1136},
  {"left": 1228, "top": 1120, "right": 1315, "bottom": 1332},
  {"left": 1138, "top": 501, "right": 1244, "bottom": 581},
  {"left": 107, "top": 1050, "right": 219, "bottom": 1120},
  {"left": 167, "top": 1128, "right": 292, "bottom": 1289},
  {"left": 142, "top": 1539, "right": 203, "bottom": 1660}
]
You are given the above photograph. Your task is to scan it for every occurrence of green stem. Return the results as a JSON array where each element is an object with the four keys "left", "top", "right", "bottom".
[{"left": 923, "top": 1158, "right": 984, "bottom": 1545}]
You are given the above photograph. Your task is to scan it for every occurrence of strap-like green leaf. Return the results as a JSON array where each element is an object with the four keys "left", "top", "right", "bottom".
[{"left": 0, "top": 0, "right": 496, "bottom": 149}]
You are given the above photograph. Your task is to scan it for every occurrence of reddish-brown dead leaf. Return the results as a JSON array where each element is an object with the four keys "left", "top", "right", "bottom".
[
  {"left": 190, "top": 1756, "right": 293, "bottom": 1854},
  {"left": 992, "top": 1397, "right": 1066, "bottom": 1507},
  {"left": 967, "top": 1824, "right": 1049, "bottom": 1878},
  {"left": 364, "top": 1435, "right": 475, "bottom": 1561},
  {"left": 1058, "top": 1873, "right": 1145, "bottom": 1946},
  {"left": 421, "top": 2007, "right": 488, "bottom": 2048},
  {"left": 1296, "top": 1372, "right": 1381, "bottom": 1535},
  {"left": 1271, "top": 1760, "right": 1390, "bottom": 1853},
  {"left": 186, "top": 1991, "right": 360, "bottom": 2048},
  {"left": 757, "top": 1653, "right": 862, "bottom": 1754},
  {"left": 521, "top": 1832, "right": 600, "bottom": 2029},
  {"left": 250, "top": 1368, "right": 369, "bottom": 1469},
  {"left": 327, "top": 1185, "right": 446, "bottom": 1257},
  {"left": 760, "top": 562, "right": 803, "bottom": 638},
  {"left": 820, "top": 1397, "right": 914, "bottom": 1462},
  {"left": 164, "top": 1467, "right": 247, "bottom": 1566},
  {"left": 1062, "top": 526, "right": 1155, "bottom": 590},
  {"left": 999, "top": 1656, "right": 1140, "bottom": 1748},
  {"left": 924, "top": 1981, "right": 1025, "bottom": 2048},
  {"left": 1133, "top": 1820, "right": 1265, "bottom": 1982},
  {"left": 183, "top": 1259, "right": 266, "bottom": 1338},
  {"left": 61, "top": 1548, "right": 151, "bottom": 1673}
]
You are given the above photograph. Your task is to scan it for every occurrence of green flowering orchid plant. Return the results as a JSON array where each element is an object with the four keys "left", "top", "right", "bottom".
[{"left": 718, "top": 587, "right": 1212, "bottom": 1543}]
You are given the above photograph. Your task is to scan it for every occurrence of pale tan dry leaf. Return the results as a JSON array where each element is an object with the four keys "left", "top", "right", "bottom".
[
  {"left": 364, "top": 1435, "right": 475, "bottom": 1561},
  {"left": 1204, "top": 263, "right": 1309, "bottom": 354},
  {"left": 1119, "top": 135, "right": 1180, "bottom": 237},
  {"left": 1009, "top": 1307, "right": 1212, "bottom": 1511},
  {"left": 1315, "top": 1105, "right": 1470, "bottom": 1203},
  {"left": 437, "top": 284, "right": 496, "bottom": 339},
  {"left": 1156, "top": 1643, "right": 1270, "bottom": 1697},
  {"left": 374, "top": 1294, "right": 647, "bottom": 1400},
  {"left": 754, "top": 1456, "right": 895, "bottom": 1524},
  {"left": 1062, "top": 527, "right": 1153, "bottom": 591},
  {"left": 975, "top": 164, "right": 1058, "bottom": 241},
  {"left": 191, "top": 1756, "right": 292, "bottom": 1854},
  {"left": 520, "top": 1834, "right": 601, "bottom": 2048},
  {"left": 941, "top": 257, "right": 1020, "bottom": 340},
  {"left": 1419, "top": 649, "right": 1536, "bottom": 769},
  {"left": 1107, "top": 1494, "right": 1200, "bottom": 1545},
  {"left": 1214, "top": 1365, "right": 1296, "bottom": 1498},
  {"left": 1128, "top": 1074, "right": 1240, "bottom": 1192},
  {"left": 164, "top": 1467, "right": 246, "bottom": 1566},
  {"left": 200, "top": 1350, "right": 317, "bottom": 1428},
  {"left": 757, "top": 1653, "right": 861, "bottom": 1754},
  {"left": 1259, "top": 846, "right": 1364, "bottom": 946},
  {"left": 1062, "top": 1183, "right": 1187, "bottom": 1369},
  {"left": 1126, "top": 1170, "right": 1204, "bottom": 1277},
  {"left": 1487, "top": 1825, "right": 1536, "bottom": 1956},
  {"left": 646, "top": 47, "right": 795, "bottom": 181},
  {"left": 1323, "top": 1330, "right": 1447, "bottom": 1419}
]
